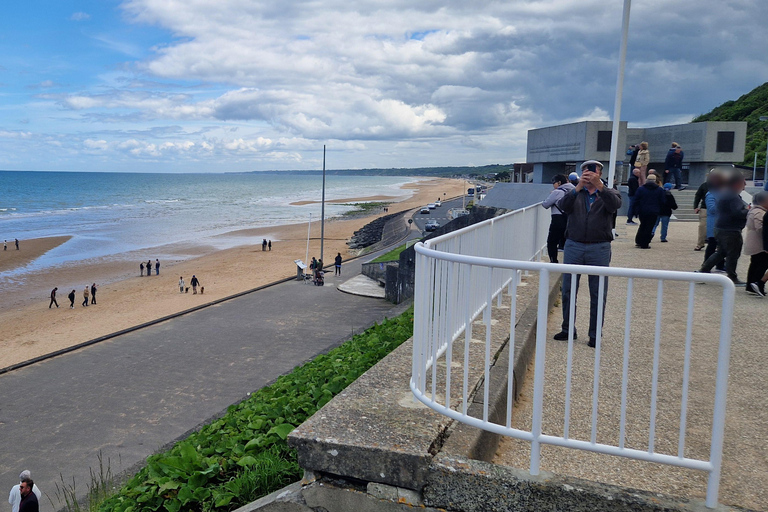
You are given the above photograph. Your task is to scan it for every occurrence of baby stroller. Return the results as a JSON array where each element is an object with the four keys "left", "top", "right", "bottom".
[{"left": 313, "top": 268, "right": 325, "bottom": 286}]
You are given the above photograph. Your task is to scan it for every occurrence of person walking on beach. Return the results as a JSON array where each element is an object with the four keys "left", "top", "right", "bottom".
[
  {"left": 147, "top": 259, "right": 152, "bottom": 276},
  {"left": 15, "top": 238, "right": 19, "bottom": 250},
  {"left": 179, "top": 276, "right": 185, "bottom": 293},
  {"left": 68, "top": 289, "right": 76, "bottom": 309},
  {"left": 554, "top": 160, "right": 621, "bottom": 348},
  {"left": 155, "top": 259, "right": 160, "bottom": 275},
  {"left": 262, "top": 239, "right": 267, "bottom": 251},
  {"left": 268, "top": 240, "right": 272, "bottom": 251},
  {"left": 90, "top": 283, "right": 97, "bottom": 304},
  {"left": 82, "top": 285, "right": 90, "bottom": 307},
  {"left": 17, "top": 477, "right": 38, "bottom": 512},
  {"left": 190, "top": 275, "right": 199, "bottom": 294},
  {"left": 49, "top": 287, "right": 59, "bottom": 308},
  {"left": 334, "top": 253, "right": 343, "bottom": 275},
  {"left": 140, "top": 262, "right": 145, "bottom": 276},
  {"left": 3, "top": 240, "right": 6, "bottom": 251},
  {"left": 9, "top": 471, "right": 41, "bottom": 512}
]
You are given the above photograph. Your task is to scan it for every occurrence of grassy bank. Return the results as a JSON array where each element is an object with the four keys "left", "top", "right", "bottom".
[{"left": 95, "top": 307, "right": 414, "bottom": 512}]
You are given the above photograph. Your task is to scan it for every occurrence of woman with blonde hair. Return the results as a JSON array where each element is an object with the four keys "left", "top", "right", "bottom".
[{"left": 633, "top": 141, "right": 650, "bottom": 186}]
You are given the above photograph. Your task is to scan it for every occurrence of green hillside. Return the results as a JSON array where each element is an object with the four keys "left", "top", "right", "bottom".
[{"left": 693, "top": 82, "right": 768, "bottom": 168}]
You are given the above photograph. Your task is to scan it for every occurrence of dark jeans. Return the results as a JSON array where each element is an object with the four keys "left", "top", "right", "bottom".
[
  {"left": 701, "top": 229, "right": 743, "bottom": 279},
  {"left": 747, "top": 252, "right": 768, "bottom": 286},
  {"left": 635, "top": 214, "right": 658, "bottom": 248},
  {"left": 547, "top": 215, "right": 568, "bottom": 263},
  {"left": 665, "top": 168, "right": 682, "bottom": 188},
  {"left": 49, "top": 298, "right": 58, "bottom": 308},
  {"left": 626, "top": 195, "right": 636, "bottom": 221},
  {"left": 561, "top": 240, "right": 611, "bottom": 339},
  {"left": 703, "top": 237, "right": 725, "bottom": 271}
]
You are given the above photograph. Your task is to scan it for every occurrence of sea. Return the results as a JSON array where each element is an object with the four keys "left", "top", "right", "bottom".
[{"left": 0, "top": 170, "right": 417, "bottom": 280}]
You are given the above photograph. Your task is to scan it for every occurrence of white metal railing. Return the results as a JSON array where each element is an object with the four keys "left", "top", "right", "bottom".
[{"left": 411, "top": 204, "right": 735, "bottom": 508}]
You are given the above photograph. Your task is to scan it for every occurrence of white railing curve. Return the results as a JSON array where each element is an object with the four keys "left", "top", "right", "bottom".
[{"left": 411, "top": 203, "right": 734, "bottom": 508}]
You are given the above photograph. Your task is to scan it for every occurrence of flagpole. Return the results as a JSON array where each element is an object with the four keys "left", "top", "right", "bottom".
[
  {"left": 320, "top": 145, "right": 326, "bottom": 264},
  {"left": 305, "top": 212, "right": 311, "bottom": 270},
  {"left": 607, "top": 0, "right": 632, "bottom": 188}
]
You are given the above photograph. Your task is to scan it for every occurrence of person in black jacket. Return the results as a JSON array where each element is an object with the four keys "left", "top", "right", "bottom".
[
  {"left": 652, "top": 183, "right": 678, "bottom": 242},
  {"left": 18, "top": 478, "right": 38, "bottom": 512},
  {"left": 68, "top": 289, "right": 76, "bottom": 309},
  {"left": 554, "top": 160, "right": 621, "bottom": 348},
  {"left": 698, "top": 170, "right": 748, "bottom": 284},
  {"left": 334, "top": 253, "right": 343, "bottom": 275},
  {"left": 633, "top": 173, "right": 666, "bottom": 249},
  {"left": 626, "top": 170, "right": 639, "bottom": 224},
  {"left": 693, "top": 179, "right": 709, "bottom": 250}
]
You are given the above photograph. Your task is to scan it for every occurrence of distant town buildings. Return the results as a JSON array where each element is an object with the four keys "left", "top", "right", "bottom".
[{"left": 526, "top": 120, "right": 747, "bottom": 186}]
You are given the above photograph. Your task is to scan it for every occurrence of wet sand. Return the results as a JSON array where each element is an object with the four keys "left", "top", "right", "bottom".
[{"left": 0, "top": 178, "right": 466, "bottom": 368}]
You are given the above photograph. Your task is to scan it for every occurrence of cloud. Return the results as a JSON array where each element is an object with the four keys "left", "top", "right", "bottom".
[{"left": 70, "top": 12, "right": 91, "bottom": 21}]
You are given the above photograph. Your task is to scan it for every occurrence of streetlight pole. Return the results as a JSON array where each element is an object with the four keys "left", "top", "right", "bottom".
[
  {"left": 320, "top": 145, "right": 326, "bottom": 264},
  {"left": 607, "top": 0, "right": 632, "bottom": 188},
  {"left": 760, "top": 116, "right": 768, "bottom": 182}
]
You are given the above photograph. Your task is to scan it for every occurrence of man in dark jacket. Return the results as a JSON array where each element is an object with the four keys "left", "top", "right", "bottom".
[
  {"left": 633, "top": 175, "right": 666, "bottom": 249},
  {"left": 664, "top": 143, "right": 685, "bottom": 190},
  {"left": 18, "top": 478, "right": 38, "bottom": 512},
  {"left": 626, "top": 171, "right": 639, "bottom": 224},
  {"left": 652, "top": 183, "right": 678, "bottom": 242},
  {"left": 555, "top": 160, "right": 622, "bottom": 348},
  {"left": 693, "top": 178, "right": 710, "bottom": 250},
  {"left": 699, "top": 170, "right": 748, "bottom": 284}
]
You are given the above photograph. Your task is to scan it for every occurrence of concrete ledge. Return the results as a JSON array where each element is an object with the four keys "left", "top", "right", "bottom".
[
  {"left": 424, "top": 453, "right": 754, "bottom": 512},
  {"left": 288, "top": 339, "right": 452, "bottom": 491}
]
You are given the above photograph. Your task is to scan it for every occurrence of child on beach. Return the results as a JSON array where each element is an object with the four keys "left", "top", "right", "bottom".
[
  {"left": 68, "top": 289, "right": 76, "bottom": 309},
  {"left": 179, "top": 276, "right": 185, "bottom": 293},
  {"left": 140, "top": 262, "right": 144, "bottom": 276}
]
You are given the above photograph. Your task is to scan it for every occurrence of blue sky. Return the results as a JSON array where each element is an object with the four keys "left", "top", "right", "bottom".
[{"left": 1, "top": 0, "right": 766, "bottom": 173}]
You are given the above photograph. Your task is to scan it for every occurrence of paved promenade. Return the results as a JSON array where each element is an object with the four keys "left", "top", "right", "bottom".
[
  {"left": 0, "top": 251, "right": 403, "bottom": 511},
  {"left": 495, "top": 220, "right": 767, "bottom": 510}
]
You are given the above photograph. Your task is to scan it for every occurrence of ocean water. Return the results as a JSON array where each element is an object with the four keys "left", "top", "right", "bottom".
[{"left": 0, "top": 171, "right": 416, "bottom": 278}]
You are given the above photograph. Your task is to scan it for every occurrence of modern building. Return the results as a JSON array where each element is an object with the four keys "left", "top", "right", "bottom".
[{"left": 526, "top": 120, "right": 747, "bottom": 186}]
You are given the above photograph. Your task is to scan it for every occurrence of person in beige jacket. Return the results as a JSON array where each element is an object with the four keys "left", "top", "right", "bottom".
[
  {"left": 633, "top": 141, "right": 650, "bottom": 186},
  {"left": 745, "top": 192, "right": 768, "bottom": 296}
]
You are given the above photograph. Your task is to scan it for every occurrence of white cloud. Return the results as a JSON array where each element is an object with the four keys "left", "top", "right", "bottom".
[{"left": 70, "top": 12, "right": 91, "bottom": 21}]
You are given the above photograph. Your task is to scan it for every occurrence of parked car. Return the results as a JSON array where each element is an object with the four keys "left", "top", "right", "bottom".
[
  {"left": 420, "top": 207, "right": 431, "bottom": 214},
  {"left": 425, "top": 220, "right": 440, "bottom": 231},
  {"left": 428, "top": 203, "right": 436, "bottom": 209}
]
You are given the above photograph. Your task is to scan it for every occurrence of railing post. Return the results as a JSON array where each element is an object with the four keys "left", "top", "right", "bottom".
[{"left": 530, "top": 268, "right": 550, "bottom": 475}]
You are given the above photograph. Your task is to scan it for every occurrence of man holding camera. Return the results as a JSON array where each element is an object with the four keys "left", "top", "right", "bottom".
[{"left": 555, "top": 160, "right": 622, "bottom": 348}]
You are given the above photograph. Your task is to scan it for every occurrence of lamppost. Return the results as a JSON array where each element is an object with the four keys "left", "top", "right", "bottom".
[{"left": 760, "top": 116, "right": 768, "bottom": 181}]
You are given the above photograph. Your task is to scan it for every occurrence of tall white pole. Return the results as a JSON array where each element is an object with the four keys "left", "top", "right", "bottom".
[
  {"left": 607, "top": 0, "right": 632, "bottom": 188},
  {"left": 320, "top": 145, "right": 326, "bottom": 264},
  {"left": 305, "top": 212, "right": 311, "bottom": 268}
]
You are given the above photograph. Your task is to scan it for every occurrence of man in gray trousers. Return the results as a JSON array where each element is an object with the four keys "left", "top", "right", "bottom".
[{"left": 554, "top": 160, "right": 622, "bottom": 348}]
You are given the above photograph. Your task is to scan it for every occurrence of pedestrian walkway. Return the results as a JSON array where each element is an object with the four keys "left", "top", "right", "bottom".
[
  {"left": 0, "top": 254, "right": 403, "bottom": 512},
  {"left": 493, "top": 221, "right": 767, "bottom": 510}
]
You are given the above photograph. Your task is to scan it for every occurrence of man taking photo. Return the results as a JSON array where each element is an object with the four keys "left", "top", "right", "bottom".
[{"left": 555, "top": 160, "right": 622, "bottom": 347}]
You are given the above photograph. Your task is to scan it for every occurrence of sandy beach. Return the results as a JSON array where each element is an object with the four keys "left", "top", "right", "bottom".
[{"left": 0, "top": 178, "right": 466, "bottom": 369}]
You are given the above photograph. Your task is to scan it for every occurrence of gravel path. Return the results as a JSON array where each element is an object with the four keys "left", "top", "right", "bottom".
[{"left": 493, "top": 220, "right": 767, "bottom": 511}]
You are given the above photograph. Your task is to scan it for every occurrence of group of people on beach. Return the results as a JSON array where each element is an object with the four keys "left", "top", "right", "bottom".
[
  {"left": 3, "top": 238, "right": 19, "bottom": 251},
  {"left": 140, "top": 259, "right": 161, "bottom": 276},
  {"left": 8, "top": 469, "right": 40, "bottom": 512},
  {"left": 49, "top": 283, "right": 98, "bottom": 309},
  {"left": 261, "top": 239, "right": 272, "bottom": 251},
  {"left": 178, "top": 275, "right": 202, "bottom": 294}
]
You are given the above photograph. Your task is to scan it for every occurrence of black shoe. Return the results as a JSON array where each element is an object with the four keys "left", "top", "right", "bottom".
[
  {"left": 626, "top": 220, "right": 637, "bottom": 225},
  {"left": 553, "top": 331, "right": 577, "bottom": 341},
  {"left": 729, "top": 276, "right": 746, "bottom": 286},
  {"left": 660, "top": 239, "right": 668, "bottom": 243},
  {"left": 749, "top": 282, "right": 766, "bottom": 297},
  {"left": 587, "top": 337, "right": 596, "bottom": 348}
]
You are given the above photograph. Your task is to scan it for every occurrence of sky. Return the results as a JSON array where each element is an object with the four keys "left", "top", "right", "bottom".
[{"left": 0, "top": 0, "right": 766, "bottom": 173}]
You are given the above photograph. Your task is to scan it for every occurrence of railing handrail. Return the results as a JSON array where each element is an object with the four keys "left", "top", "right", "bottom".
[{"left": 411, "top": 203, "right": 734, "bottom": 508}]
